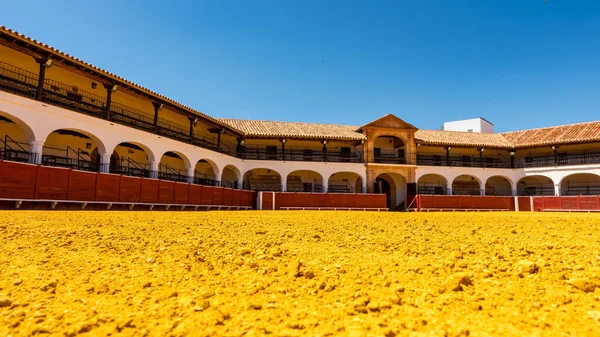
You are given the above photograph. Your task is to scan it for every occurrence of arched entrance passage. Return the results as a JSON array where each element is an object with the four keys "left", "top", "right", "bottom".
[
  {"left": 42, "top": 129, "right": 105, "bottom": 172},
  {"left": 373, "top": 136, "right": 406, "bottom": 164},
  {"left": 244, "top": 168, "right": 281, "bottom": 191},
  {"left": 517, "top": 175, "right": 554, "bottom": 196},
  {"left": 287, "top": 170, "right": 323, "bottom": 192},
  {"left": 194, "top": 159, "right": 218, "bottom": 186},
  {"left": 159, "top": 151, "right": 189, "bottom": 182},
  {"left": 374, "top": 172, "right": 407, "bottom": 210},
  {"left": 328, "top": 172, "right": 363, "bottom": 193},
  {"left": 417, "top": 174, "right": 447, "bottom": 195},
  {"left": 452, "top": 175, "right": 481, "bottom": 195},
  {"left": 560, "top": 173, "right": 600, "bottom": 196},
  {"left": 0, "top": 114, "right": 34, "bottom": 163},
  {"left": 111, "top": 142, "right": 154, "bottom": 177},
  {"left": 222, "top": 165, "right": 241, "bottom": 188},
  {"left": 485, "top": 176, "right": 513, "bottom": 196}
]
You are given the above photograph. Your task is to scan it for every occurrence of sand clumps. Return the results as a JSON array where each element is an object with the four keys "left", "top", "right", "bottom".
[{"left": 1, "top": 211, "right": 600, "bottom": 336}]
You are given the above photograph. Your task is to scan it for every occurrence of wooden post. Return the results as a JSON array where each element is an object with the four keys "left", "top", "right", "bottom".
[
  {"left": 103, "top": 84, "right": 115, "bottom": 120},
  {"left": 35, "top": 58, "right": 50, "bottom": 101},
  {"left": 152, "top": 102, "right": 163, "bottom": 130}
]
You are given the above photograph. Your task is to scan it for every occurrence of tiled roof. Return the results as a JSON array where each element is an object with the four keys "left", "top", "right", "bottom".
[
  {"left": 501, "top": 120, "right": 600, "bottom": 148},
  {"left": 216, "top": 118, "right": 366, "bottom": 140},
  {"left": 0, "top": 26, "right": 242, "bottom": 136},
  {"left": 415, "top": 130, "right": 512, "bottom": 148}
]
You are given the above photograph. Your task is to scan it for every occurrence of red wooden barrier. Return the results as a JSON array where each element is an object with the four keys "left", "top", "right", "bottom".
[
  {"left": 0, "top": 161, "right": 37, "bottom": 199},
  {"left": 369, "top": 194, "right": 386, "bottom": 208},
  {"left": 201, "top": 186, "right": 213, "bottom": 205},
  {"left": 119, "top": 175, "right": 141, "bottom": 203},
  {"left": 174, "top": 182, "right": 190, "bottom": 204},
  {"left": 233, "top": 189, "right": 242, "bottom": 206},
  {"left": 188, "top": 184, "right": 203, "bottom": 205},
  {"left": 310, "top": 193, "right": 327, "bottom": 207},
  {"left": 140, "top": 178, "right": 159, "bottom": 203},
  {"left": 223, "top": 188, "right": 233, "bottom": 206},
  {"left": 262, "top": 192, "right": 274, "bottom": 210},
  {"left": 158, "top": 180, "right": 175, "bottom": 204},
  {"left": 579, "top": 196, "right": 600, "bottom": 210},
  {"left": 35, "top": 166, "right": 70, "bottom": 200},
  {"left": 543, "top": 196, "right": 561, "bottom": 210},
  {"left": 241, "top": 190, "right": 250, "bottom": 207},
  {"left": 68, "top": 170, "right": 96, "bottom": 201},
  {"left": 518, "top": 197, "right": 531, "bottom": 212},
  {"left": 355, "top": 194, "right": 370, "bottom": 208},
  {"left": 533, "top": 197, "right": 544, "bottom": 211},
  {"left": 96, "top": 173, "right": 120, "bottom": 202},
  {"left": 212, "top": 187, "right": 224, "bottom": 205}
]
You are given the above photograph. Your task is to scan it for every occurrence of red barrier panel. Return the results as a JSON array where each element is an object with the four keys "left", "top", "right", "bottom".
[
  {"left": 223, "top": 188, "right": 233, "bottom": 206},
  {"left": 458, "top": 196, "right": 471, "bottom": 209},
  {"left": 140, "top": 178, "right": 159, "bottom": 203},
  {"left": 240, "top": 190, "right": 250, "bottom": 207},
  {"left": 480, "top": 196, "right": 496, "bottom": 209},
  {"left": 212, "top": 187, "right": 224, "bottom": 205},
  {"left": 119, "top": 176, "right": 141, "bottom": 203},
  {"left": 341, "top": 194, "right": 356, "bottom": 208},
  {"left": 295, "top": 193, "right": 312, "bottom": 208},
  {"left": 311, "top": 193, "right": 327, "bottom": 207},
  {"left": 369, "top": 194, "right": 386, "bottom": 208},
  {"left": 174, "top": 182, "right": 190, "bottom": 204},
  {"left": 533, "top": 197, "right": 544, "bottom": 211},
  {"left": 35, "top": 166, "right": 70, "bottom": 200},
  {"left": 232, "top": 190, "right": 242, "bottom": 206},
  {"left": 188, "top": 184, "right": 203, "bottom": 205},
  {"left": 560, "top": 196, "right": 580, "bottom": 210},
  {"left": 201, "top": 186, "right": 213, "bottom": 205},
  {"left": 470, "top": 196, "right": 484, "bottom": 209},
  {"left": 159, "top": 181, "right": 175, "bottom": 204},
  {"left": 446, "top": 196, "right": 459, "bottom": 208},
  {"left": 0, "top": 161, "right": 37, "bottom": 199},
  {"left": 68, "top": 170, "right": 96, "bottom": 201},
  {"left": 518, "top": 197, "right": 531, "bottom": 211},
  {"left": 355, "top": 194, "right": 370, "bottom": 208},
  {"left": 326, "top": 193, "right": 342, "bottom": 208},
  {"left": 579, "top": 196, "right": 600, "bottom": 210},
  {"left": 96, "top": 173, "right": 120, "bottom": 202},
  {"left": 262, "top": 192, "right": 274, "bottom": 210},
  {"left": 543, "top": 196, "right": 561, "bottom": 210}
]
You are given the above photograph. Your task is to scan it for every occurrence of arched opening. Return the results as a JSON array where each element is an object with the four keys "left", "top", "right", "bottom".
[
  {"left": 222, "top": 165, "right": 241, "bottom": 188},
  {"left": 452, "top": 175, "right": 481, "bottom": 195},
  {"left": 194, "top": 159, "right": 218, "bottom": 186},
  {"left": 42, "top": 129, "right": 105, "bottom": 172},
  {"left": 287, "top": 170, "right": 324, "bottom": 192},
  {"left": 0, "top": 113, "right": 34, "bottom": 163},
  {"left": 374, "top": 172, "right": 407, "bottom": 210},
  {"left": 485, "top": 176, "right": 513, "bottom": 196},
  {"left": 417, "top": 174, "right": 447, "bottom": 195},
  {"left": 373, "top": 136, "right": 406, "bottom": 164},
  {"left": 159, "top": 151, "right": 189, "bottom": 182},
  {"left": 517, "top": 175, "right": 555, "bottom": 196},
  {"left": 560, "top": 173, "right": 600, "bottom": 196},
  {"left": 329, "top": 172, "right": 363, "bottom": 193},
  {"left": 244, "top": 168, "right": 281, "bottom": 191},
  {"left": 111, "top": 142, "right": 154, "bottom": 177}
]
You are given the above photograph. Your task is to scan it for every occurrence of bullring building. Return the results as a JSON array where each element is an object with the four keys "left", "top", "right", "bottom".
[{"left": 1, "top": 26, "right": 599, "bottom": 210}]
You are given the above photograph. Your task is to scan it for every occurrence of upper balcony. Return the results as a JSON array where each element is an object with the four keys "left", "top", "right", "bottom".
[
  {"left": 234, "top": 145, "right": 363, "bottom": 163},
  {"left": 416, "top": 152, "right": 510, "bottom": 168},
  {"left": 517, "top": 151, "right": 600, "bottom": 168}
]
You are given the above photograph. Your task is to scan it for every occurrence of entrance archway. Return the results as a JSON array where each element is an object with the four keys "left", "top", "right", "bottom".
[
  {"left": 222, "top": 165, "right": 241, "bottom": 188},
  {"left": 485, "top": 176, "right": 513, "bottom": 196},
  {"left": 111, "top": 142, "right": 154, "bottom": 177},
  {"left": 374, "top": 172, "right": 407, "bottom": 210},
  {"left": 159, "top": 151, "right": 190, "bottom": 182},
  {"left": 42, "top": 129, "right": 104, "bottom": 172},
  {"left": 328, "top": 172, "right": 363, "bottom": 193}
]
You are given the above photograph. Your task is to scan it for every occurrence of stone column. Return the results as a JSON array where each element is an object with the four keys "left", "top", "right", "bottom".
[
  {"left": 149, "top": 161, "right": 159, "bottom": 179},
  {"left": 281, "top": 176, "right": 287, "bottom": 192},
  {"left": 29, "top": 140, "right": 44, "bottom": 164},
  {"left": 446, "top": 183, "right": 453, "bottom": 196},
  {"left": 511, "top": 185, "right": 518, "bottom": 197},
  {"left": 237, "top": 178, "right": 243, "bottom": 190},
  {"left": 554, "top": 184, "right": 561, "bottom": 196},
  {"left": 362, "top": 180, "right": 367, "bottom": 194},
  {"left": 322, "top": 179, "right": 328, "bottom": 193},
  {"left": 215, "top": 172, "right": 222, "bottom": 186},
  {"left": 186, "top": 168, "right": 195, "bottom": 184},
  {"left": 99, "top": 153, "right": 111, "bottom": 173},
  {"left": 480, "top": 182, "right": 486, "bottom": 196}
]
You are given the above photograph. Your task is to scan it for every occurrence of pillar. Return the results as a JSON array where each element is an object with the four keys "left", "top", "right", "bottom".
[
  {"left": 215, "top": 172, "right": 222, "bottom": 186},
  {"left": 217, "top": 129, "right": 222, "bottom": 149},
  {"left": 35, "top": 58, "right": 50, "bottom": 101},
  {"left": 511, "top": 185, "right": 518, "bottom": 197},
  {"left": 445, "top": 147, "right": 451, "bottom": 166},
  {"left": 104, "top": 84, "right": 115, "bottom": 120},
  {"left": 554, "top": 184, "right": 561, "bottom": 196},
  {"left": 237, "top": 177, "right": 243, "bottom": 190},
  {"left": 480, "top": 182, "right": 485, "bottom": 196},
  {"left": 149, "top": 161, "right": 159, "bottom": 179},
  {"left": 29, "top": 140, "right": 43, "bottom": 164},
  {"left": 446, "top": 183, "right": 453, "bottom": 196},
  {"left": 281, "top": 176, "right": 287, "bottom": 192},
  {"left": 99, "top": 153, "right": 111, "bottom": 173},
  {"left": 153, "top": 103, "right": 162, "bottom": 130},
  {"left": 361, "top": 180, "right": 367, "bottom": 193},
  {"left": 186, "top": 168, "right": 195, "bottom": 184},
  {"left": 322, "top": 179, "right": 328, "bottom": 193}
]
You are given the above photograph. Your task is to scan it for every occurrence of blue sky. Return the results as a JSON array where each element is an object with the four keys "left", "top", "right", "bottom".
[{"left": 2, "top": 0, "right": 600, "bottom": 132}]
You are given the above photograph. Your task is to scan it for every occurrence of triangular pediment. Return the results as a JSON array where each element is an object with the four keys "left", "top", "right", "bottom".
[{"left": 356, "top": 114, "right": 418, "bottom": 132}]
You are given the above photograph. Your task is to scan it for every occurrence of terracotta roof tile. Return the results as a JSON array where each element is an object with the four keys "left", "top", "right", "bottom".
[
  {"left": 500, "top": 120, "right": 600, "bottom": 148},
  {"left": 415, "top": 130, "right": 512, "bottom": 148},
  {"left": 216, "top": 118, "right": 366, "bottom": 140}
]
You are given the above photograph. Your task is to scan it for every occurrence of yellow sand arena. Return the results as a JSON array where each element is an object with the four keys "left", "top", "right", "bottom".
[{"left": 1, "top": 211, "right": 600, "bottom": 336}]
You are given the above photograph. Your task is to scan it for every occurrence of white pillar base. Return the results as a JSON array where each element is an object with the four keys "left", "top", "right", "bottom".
[
  {"left": 149, "top": 161, "right": 159, "bottom": 179},
  {"left": 29, "top": 140, "right": 43, "bottom": 164},
  {"left": 186, "top": 168, "right": 195, "bottom": 183}
]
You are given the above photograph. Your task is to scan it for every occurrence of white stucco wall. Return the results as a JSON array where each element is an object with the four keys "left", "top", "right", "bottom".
[{"left": 443, "top": 118, "right": 494, "bottom": 133}]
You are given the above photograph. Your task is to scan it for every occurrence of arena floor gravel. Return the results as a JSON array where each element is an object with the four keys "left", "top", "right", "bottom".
[{"left": 1, "top": 211, "right": 600, "bottom": 336}]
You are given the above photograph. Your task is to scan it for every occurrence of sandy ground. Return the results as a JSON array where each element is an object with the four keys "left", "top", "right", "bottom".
[{"left": 1, "top": 211, "right": 600, "bottom": 336}]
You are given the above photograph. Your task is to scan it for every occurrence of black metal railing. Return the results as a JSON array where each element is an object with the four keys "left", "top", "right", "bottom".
[
  {"left": 452, "top": 187, "right": 482, "bottom": 196},
  {"left": 517, "top": 184, "right": 555, "bottom": 196},
  {"left": 519, "top": 151, "right": 600, "bottom": 168},
  {"left": 111, "top": 156, "right": 151, "bottom": 177},
  {"left": 0, "top": 61, "right": 38, "bottom": 98},
  {"left": 418, "top": 182, "right": 447, "bottom": 195},
  {"left": 194, "top": 170, "right": 218, "bottom": 186},
  {"left": 374, "top": 150, "right": 406, "bottom": 164},
  {"left": 417, "top": 152, "right": 510, "bottom": 168},
  {"left": 43, "top": 79, "right": 106, "bottom": 119},
  {"left": 158, "top": 164, "right": 187, "bottom": 182},
  {"left": 563, "top": 182, "right": 600, "bottom": 196},
  {"left": 41, "top": 145, "right": 99, "bottom": 172},
  {"left": 236, "top": 145, "right": 363, "bottom": 163},
  {"left": 0, "top": 135, "right": 31, "bottom": 163},
  {"left": 328, "top": 180, "right": 353, "bottom": 193}
]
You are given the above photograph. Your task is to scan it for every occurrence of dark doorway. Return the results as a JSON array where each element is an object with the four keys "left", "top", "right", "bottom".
[{"left": 374, "top": 177, "right": 392, "bottom": 208}]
